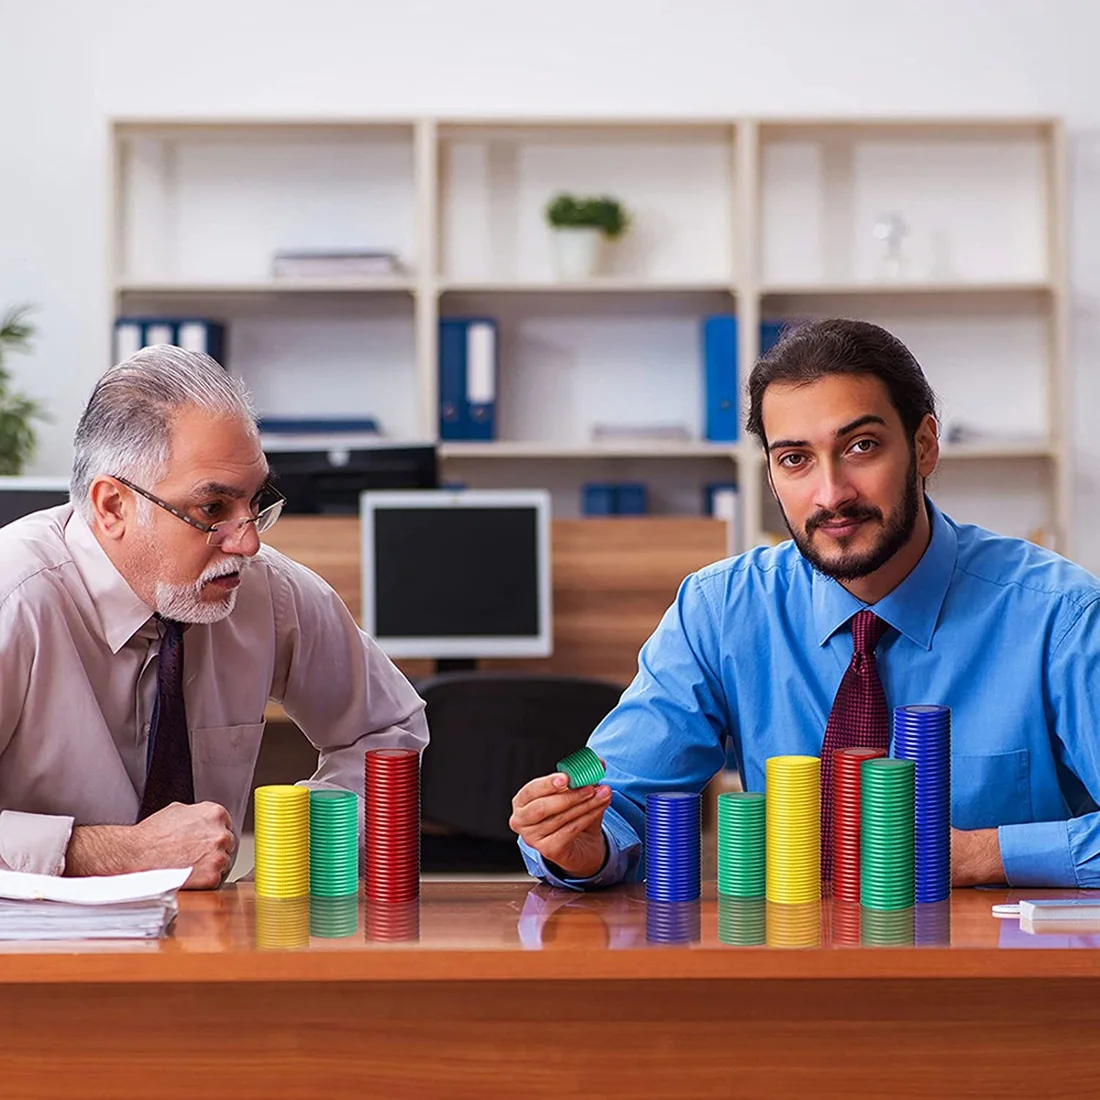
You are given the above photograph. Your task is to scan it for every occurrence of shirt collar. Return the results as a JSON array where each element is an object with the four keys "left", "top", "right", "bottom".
[
  {"left": 811, "top": 497, "right": 958, "bottom": 651},
  {"left": 65, "top": 509, "right": 156, "bottom": 654}
]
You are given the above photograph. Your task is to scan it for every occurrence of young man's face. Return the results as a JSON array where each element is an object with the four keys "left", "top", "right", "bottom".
[{"left": 761, "top": 373, "right": 938, "bottom": 581}]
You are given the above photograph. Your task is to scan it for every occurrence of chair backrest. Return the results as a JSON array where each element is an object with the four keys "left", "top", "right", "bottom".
[{"left": 417, "top": 672, "right": 625, "bottom": 842}]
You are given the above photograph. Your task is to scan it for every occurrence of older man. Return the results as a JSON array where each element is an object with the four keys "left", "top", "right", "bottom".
[{"left": 0, "top": 346, "right": 427, "bottom": 887}]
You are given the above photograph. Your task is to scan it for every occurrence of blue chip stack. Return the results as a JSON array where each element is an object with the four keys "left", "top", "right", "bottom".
[
  {"left": 914, "top": 899, "right": 952, "bottom": 946},
  {"left": 645, "top": 900, "right": 702, "bottom": 945},
  {"left": 893, "top": 704, "right": 951, "bottom": 903},
  {"left": 645, "top": 792, "right": 702, "bottom": 902}
]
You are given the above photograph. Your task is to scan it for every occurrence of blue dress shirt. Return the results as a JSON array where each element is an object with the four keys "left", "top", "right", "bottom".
[{"left": 520, "top": 500, "right": 1100, "bottom": 890}]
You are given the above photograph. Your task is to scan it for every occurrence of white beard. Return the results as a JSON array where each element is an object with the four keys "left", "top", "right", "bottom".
[{"left": 154, "top": 557, "right": 250, "bottom": 624}]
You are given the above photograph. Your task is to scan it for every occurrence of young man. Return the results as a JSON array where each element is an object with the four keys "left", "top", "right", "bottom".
[
  {"left": 512, "top": 318, "right": 1100, "bottom": 890},
  {"left": 0, "top": 346, "right": 427, "bottom": 887}
]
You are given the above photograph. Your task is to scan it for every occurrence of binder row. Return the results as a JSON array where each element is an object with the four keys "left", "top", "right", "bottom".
[
  {"left": 441, "top": 315, "right": 786, "bottom": 444},
  {"left": 113, "top": 318, "right": 226, "bottom": 366}
]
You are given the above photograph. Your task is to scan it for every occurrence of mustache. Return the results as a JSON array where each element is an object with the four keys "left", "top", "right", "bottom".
[
  {"left": 199, "top": 557, "right": 250, "bottom": 584},
  {"left": 805, "top": 504, "right": 883, "bottom": 536}
]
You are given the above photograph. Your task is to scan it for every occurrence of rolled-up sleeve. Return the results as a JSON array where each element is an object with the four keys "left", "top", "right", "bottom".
[{"left": 0, "top": 810, "right": 73, "bottom": 875}]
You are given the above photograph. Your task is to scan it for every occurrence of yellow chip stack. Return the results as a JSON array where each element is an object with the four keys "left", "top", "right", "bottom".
[
  {"left": 765, "top": 900, "right": 822, "bottom": 949},
  {"left": 254, "top": 895, "right": 310, "bottom": 950},
  {"left": 765, "top": 755, "right": 821, "bottom": 905},
  {"left": 254, "top": 784, "right": 310, "bottom": 899}
]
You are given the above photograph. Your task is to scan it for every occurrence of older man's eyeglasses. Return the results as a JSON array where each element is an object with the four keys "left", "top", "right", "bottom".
[{"left": 112, "top": 474, "right": 286, "bottom": 548}]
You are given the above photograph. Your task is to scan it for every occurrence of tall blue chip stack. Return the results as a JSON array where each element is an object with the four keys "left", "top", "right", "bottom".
[
  {"left": 893, "top": 705, "right": 952, "bottom": 903},
  {"left": 645, "top": 791, "right": 702, "bottom": 902}
]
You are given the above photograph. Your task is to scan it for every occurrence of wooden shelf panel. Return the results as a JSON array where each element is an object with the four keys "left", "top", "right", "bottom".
[
  {"left": 117, "top": 278, "right": 416, "bottom": 296},
  {"left": 440, "top": 441, "right": 741, "bottom": 460},
  {"left": 761, "top": 280, "right": 1052, "bottom": 298}
]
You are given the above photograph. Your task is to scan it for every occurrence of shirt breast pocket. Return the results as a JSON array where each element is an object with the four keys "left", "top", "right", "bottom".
[
  {"left": 951, "top": 749, "right": 1032, "bottom": 830},
  {"left": 190, "top": 722, "right": 266, "bottom": 834}
]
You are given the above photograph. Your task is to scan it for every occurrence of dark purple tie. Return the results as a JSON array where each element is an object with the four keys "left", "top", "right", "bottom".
[
  {"left": 137, "top": 618, "right": 194, "bottom": 821},
  {"left": 819, "top": 609, "right": 890, "bottom": 883}
]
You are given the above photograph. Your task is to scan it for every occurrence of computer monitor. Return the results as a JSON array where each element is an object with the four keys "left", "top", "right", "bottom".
[
  {"left": 0, "top": 477, "right": 71, "bottom": 526},
  {"left": 360, "top": 489, "right": 552, "bottom": 660},
  {"left": 263, "top": 442, "right": 438, "bottom": 515}
]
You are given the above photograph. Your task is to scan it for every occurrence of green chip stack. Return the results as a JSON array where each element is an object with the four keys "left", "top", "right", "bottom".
[
  {"left": 309, "top": 789, "right": 360, "bottom": 899},
  {"left": 860, "top": 758, "right": 915, "bottom": 911},
  {"left": 556, "top": 746, "right": 605, "bottom": 790},
  {"left": 310, "top": 894, "right": 360, "bottom": 939},
  {"left": 717, "top": 895, "right": 766, "bottom": 946},
  {"left": 717, "top": 791, "right": 766, "bottom": 898},
  {"left": 861, "top": 905, "right": 915, "bottom": 947}
]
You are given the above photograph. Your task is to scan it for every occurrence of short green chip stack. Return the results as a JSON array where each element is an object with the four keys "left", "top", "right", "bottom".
[
  {"left": 860, "top": 758, "right": 915, "bottom": 911},
  {"left": 717, "top": 895, "right": 766, "bottom": 946},
  {"left": 309, "top": 789, "right": 359, "bottom": 899},
  {"left": 310, "top": 894, "right": 359, "bottom": 939},
  {"left": 556, "top": 746, "right": 605, "bottom": 790},
  {"left": 717, "top": 791, "right": 766, "bottom": 898},
  {"left": 861, "top": 905, "right": 915, "bottom": 947}
]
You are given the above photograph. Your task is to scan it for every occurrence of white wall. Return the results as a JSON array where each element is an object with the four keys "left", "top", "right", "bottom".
[{"left": 3, "top": 0, "right": 1100, "bottom": 561}]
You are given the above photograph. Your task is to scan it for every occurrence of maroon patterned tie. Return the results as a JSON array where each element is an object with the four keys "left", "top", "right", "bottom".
[
  {"left": 819, "top": 609, "right": 890, "bottom": 883},
  {"left": 137, "top": 618, "right": 195, "bottom": 821}
]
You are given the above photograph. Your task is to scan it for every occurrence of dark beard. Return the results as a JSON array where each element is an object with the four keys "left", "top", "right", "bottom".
[{"left": 778, "top": 455, "right": 921, "bottom": 582}]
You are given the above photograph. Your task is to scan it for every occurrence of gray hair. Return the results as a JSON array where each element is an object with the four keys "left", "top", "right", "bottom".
[{"left": 71, "top": 345, "right": 256, "bottom": 522}]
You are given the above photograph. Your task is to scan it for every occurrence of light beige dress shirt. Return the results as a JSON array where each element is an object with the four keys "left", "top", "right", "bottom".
[{"left": 0, "top": 505, "right": 428, "bottom": 875}]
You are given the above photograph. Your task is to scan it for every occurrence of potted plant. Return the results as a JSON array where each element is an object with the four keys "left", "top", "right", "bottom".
[
  {"left": 0, "top": 306, "right": 48, "bottom": 475},
  {"left": 545, "top": 193, "right": 630, "bottom": 280}
]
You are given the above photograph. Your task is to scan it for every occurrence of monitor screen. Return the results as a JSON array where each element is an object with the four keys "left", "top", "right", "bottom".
[
  {"left": 263, "top": 442, "right": 438, "bottom": 515},
  {"left": 360, "top": 489, "right": 552, "bottom": 659},
  {"left": 0, "top": 478, "right": 71, "bottom": 526}
]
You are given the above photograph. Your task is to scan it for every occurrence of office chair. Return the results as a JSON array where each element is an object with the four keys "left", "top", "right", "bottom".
[{"left": 416, "top": 671, "right": 625, "bottom": 872}]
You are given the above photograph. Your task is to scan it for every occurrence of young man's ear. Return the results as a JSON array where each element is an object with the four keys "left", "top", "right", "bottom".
[{"left": 914, "top": 415, "right": 940, "bottom": 480}]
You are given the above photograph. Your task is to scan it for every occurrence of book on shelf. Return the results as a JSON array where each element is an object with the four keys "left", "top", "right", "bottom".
[
  {"left": 589, "top": 423, "right": 692, "bottom": 444},
  {"left": 258, "top": 416, "right": 384, "bottom": 453},
  {"left": 271, "top": 250, "right": 405, "bottom": 278}
]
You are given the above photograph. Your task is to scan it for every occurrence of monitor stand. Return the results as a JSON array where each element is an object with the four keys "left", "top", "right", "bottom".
[{"left": 435, "top": 658, "right": 479, "bottom": 674}]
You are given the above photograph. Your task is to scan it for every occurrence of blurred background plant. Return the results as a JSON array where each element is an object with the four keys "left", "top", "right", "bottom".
[{"left": 0, "top": 306, "right": 49, "bottom": 475}]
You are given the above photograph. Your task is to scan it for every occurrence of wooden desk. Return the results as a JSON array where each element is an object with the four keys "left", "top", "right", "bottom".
[{"left": 2, "top": 883, "right": 1099, "bottom": 1098}]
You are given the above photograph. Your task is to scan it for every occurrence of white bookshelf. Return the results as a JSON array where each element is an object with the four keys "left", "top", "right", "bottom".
[{"left": 109, "top": 116, "right": 1069, "bottom": 551}]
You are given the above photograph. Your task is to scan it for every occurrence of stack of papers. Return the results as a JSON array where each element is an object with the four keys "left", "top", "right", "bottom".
[{"left": 0, "top": 867, "right": 190, "bottom": 941}]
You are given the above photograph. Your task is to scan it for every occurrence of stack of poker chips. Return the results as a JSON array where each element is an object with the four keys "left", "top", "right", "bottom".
[
  {"left": 309, "top": 789, "right": 359, "bottom": 899},
  {"left": 915, "top": 899, "right": 952, "bottom": 946},
  {"left": 365, "top": 748, "right": 421, "bottom": 904},
  {"left": 765, "top": 755, "right": 820, "bottom": 904},
  {"left": 717, "top": 895, "right": 766, "bottom": 946},
  {"left": 309, "top": 895, "right": 359, "bottom": 939},
  {"left": 832, "top": 899, "right": 862, "bottom": 947},
  {"left": 366, "top": 900, "right": 421, "bottom": 942},
  {"left": 892, "top": 705, "right": 951, "bottom": 903},
  {"left": 645, "top": 900, "right": 701, "bottom": 945},
  {"left": 557, "top": 746, "right": 605, "bottom": 789},
  {"left": 832, "top": 746, "right": 887, "bottom": 903},
  {"left": 254, "top": 784, "right": 310, "bottom": 898},
  {"left": 717, "top": 792, "right": 766, "bottom": 899},
  {"left": 860, "top": 758, "right": 916, "bottom": 911},
  {"left": 861, "top": 905, "right": 915, "bottom": 946},
  {"left": 766, "top": 900, "right": 821, "bottom": 948},
  {"left": 645, "top": 792, "right": 701, "bottom": 902},
  {"left": 254, "top": 895, "right": 309, "bottom": 950}
]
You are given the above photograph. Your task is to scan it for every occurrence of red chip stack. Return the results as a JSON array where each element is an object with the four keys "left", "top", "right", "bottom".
[
  {"left": 832, "top": 746, "right": 887, "bottom": 903},
  {"left": 365, "top": 748, "right": 420, "bottom": 904},
  {"left": 366, "top": 899, "right": 421, "bottom": 943}
]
